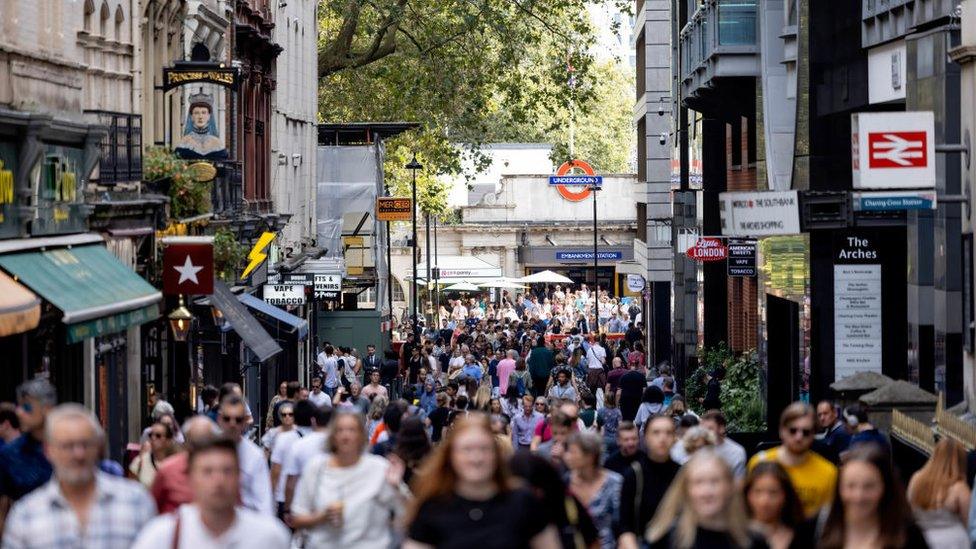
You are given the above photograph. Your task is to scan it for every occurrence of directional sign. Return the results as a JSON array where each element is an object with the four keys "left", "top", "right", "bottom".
[
  {"left": 727, "top": 239, "right": 757, "bottom": 277},
  {"left": 853, "top": 191, "right": 937, "bottom": 212},
  {"left": 851, "top": 111, "right": 935, "bottom": 189},
  {"left": 314, "top": 273, "right": 341, "bottom": 301},
  {"left": 550, "top": 159, "right": 601, "bottom": 202},
  {"left": 376, "top": 197, "right": 412, "bottom": 221}
]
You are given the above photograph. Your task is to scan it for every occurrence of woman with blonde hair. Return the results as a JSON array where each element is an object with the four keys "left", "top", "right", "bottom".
[
  {"left": 647, "top": 450, "right": 765, "bottom": 548},
  {"left": 403, "top": 413, "right": 560, "bottom": 548},
  {"left": 907, "top": 438, "right": 971, "bottom": 548},
  {"left": 291, "top": 410, "right": 409, "bottom": 548}
]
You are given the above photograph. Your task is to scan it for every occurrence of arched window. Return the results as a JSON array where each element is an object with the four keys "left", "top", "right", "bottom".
[
  {"left": 99, "top": 1, "right": 110, "bottom": 36},
  {"left": 114, "top": 5, "right": 124, "bottom": 42},
  {"left": 392, "top": 278, "right": 406, "bottom": 302},
  {"left": 83, "top": 0, "right": 95, "bottom": 32}
]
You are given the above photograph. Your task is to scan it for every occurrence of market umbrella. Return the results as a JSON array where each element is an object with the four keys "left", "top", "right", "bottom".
[
  {"left": 477, "top": 278, "right": 528, "bottom": 289},
  {"left": 441, "top": 282, "right": 481, "bottom": 292},
  {"left": 518, "top": 270, "right": 574, "bottom": 284}
]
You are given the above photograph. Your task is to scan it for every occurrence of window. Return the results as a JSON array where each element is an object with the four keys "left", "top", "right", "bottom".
[
  {"left": 392, "top": 278, "right": 406, "bottom": 302},
  {"left": 83, "top": 0, "right": 95, "bottom": 32},
  {"left": 114, "top": 5, "right": 124, "bottom": 42},
  {"left": 99, "top": 1, "right": 110, "bottom": 37}
]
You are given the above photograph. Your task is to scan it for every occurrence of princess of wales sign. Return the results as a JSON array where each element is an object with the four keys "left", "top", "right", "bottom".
[{"left": 548, "top": 159, "right": 602, "bottom": 202}]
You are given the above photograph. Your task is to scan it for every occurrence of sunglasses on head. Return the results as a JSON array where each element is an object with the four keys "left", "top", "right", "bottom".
[
  {"left": 221, "top": 415, "right": 245, "bottom": 424},
  {"left": 788, "top": 427, "right": 813, "bottom": 437}
]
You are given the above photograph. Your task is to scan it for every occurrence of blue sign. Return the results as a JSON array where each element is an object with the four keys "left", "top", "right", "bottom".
[
  {"left": 548, "top": 175, "right": 603, "bottom": 186},
  {"left": 556, "top": 251, "right": 622, "bottom": 261},
  {"left": 858, "top": 195, "right": 935, "bottom": 211}
]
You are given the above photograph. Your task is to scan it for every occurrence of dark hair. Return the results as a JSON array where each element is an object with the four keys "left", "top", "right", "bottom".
[
  {"left": 151, "top": 420, "right": 174, "bottom": 439},
  {"left": 843, "top": 404, "right": 869, "bottom": 426},
  {"left": 187, "top": 435, "right": 238, "bottom": 469},
  {"left": 293, "top": 399, "right": 316, "bottom": 427},
  {"left": 324, "top": 344, "right": 334, "bottom": 355},
  {"left": 200, "top": 385, "right": 219, "bottom": 406},
  {"left": 285, "top": 381, "right": 301, "bottom": 399},
  {"left": 819, "top": 445, "right": 914, "bottom": 549},
  {"left": 394, "top": 417, "right": 432, "bottom": 467},
  {"left": 0, "top": 403, "right": 20, "bottom": 430},
  {"left": 678, "top": 414, "right": 700, "bottom": 429},
  {"left": 383, "top": 401, "right": 408, "bottom": 434},
  {"left": 701, "top": 409, "right": 727, "bottom": 427},
  {"left": 582, "top": 393, "right": 596, "bottom": 408},
  {"left": 641, "top": 385, "right": 665, "bottom": 405},
  {"left": 744, "top": 461, "right": 804, "bottom": 529},
  {"left": 509, "top": 452, "right": 573, "bottom": 514}
]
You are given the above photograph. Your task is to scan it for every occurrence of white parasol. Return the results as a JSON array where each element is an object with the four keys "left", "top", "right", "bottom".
[{"left": 518, "top": 270, "right": 574, "bottom": 284}]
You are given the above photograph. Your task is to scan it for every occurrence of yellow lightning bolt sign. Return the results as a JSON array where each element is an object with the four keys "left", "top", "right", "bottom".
[{"left": 241, "top": 232, "right": 276, "bottom": 279}]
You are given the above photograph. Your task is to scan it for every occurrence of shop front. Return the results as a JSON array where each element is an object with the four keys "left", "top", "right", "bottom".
[{"left": 521, "top": 245, "right": 634, "bottom": 295}]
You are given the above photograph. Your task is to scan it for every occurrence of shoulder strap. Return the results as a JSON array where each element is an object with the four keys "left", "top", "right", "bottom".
[
  {"left": 171, "top": 509, "right": 182, "bottom": 549},
  {"left": 630, "top": 460, "right": 644, "bottom": 530}
]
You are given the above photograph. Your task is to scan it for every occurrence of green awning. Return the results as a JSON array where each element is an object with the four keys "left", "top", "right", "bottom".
[{"left": 0, "top": 244, "right": 161, "bottom": 343}]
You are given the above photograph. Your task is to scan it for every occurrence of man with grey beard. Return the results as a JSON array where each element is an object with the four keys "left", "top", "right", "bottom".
[{"left": 2, "top": 404, "right": 155, "bottom": 548}]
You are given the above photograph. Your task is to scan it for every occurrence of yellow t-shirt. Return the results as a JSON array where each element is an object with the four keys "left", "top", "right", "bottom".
[{"left": 747, "top": 446, "right": 837, "bottom": 518}]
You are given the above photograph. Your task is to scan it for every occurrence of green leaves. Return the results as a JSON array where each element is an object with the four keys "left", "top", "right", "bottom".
[{"left": 687, "top": 343, "right": 766, "bottom": 432}]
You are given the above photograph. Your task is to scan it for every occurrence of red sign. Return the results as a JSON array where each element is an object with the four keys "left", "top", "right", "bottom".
[
  {"left": 686, "top": 238, "right": 728, "bottom": 262},
  {"left": 554, "top": 159, "right": 597, "bottom": 202},
  {"left": 867, "top": 131, "right": 928, "bottom": 168},
  {"left": 163, "top": 242, "right": 214, "bottom": 295}
]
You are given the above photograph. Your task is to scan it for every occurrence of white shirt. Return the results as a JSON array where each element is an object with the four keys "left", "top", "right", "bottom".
[
  {"left": 292, "top": 454, "right": 403, "bottom": 549},
  {"left": 307, "top": 389, "right": 332, "bottom": 409},
  {"left": 270, "top": 430, "right": 303, "bottom": 503},
  {"left": 586, "top": 344, "right": 607, "bottom": 370},
  {"left": 283, "top": 430, "right": 328, "bottom": 478},
  {"left": 131, "top": 504, "right": 290, "bottom": 549},
  {"left": 318, "top": 353, "right": 340, "bottom": 388},
  {"left": 670, "top": 436, "right": 747, "bottom": 479},
  {"left": 238, "top": 437, "right": 274, "bottom": 515}
]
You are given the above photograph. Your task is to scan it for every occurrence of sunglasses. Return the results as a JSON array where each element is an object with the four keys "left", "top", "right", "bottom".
[
  {"left": 18, "top": 402, "right": 33, "bottom": 413},
  {"left": 787, "top": 427, "right": 813, "bottom": 437},
  {"left": 150, "top": 432, "right": 168, "bottom": 439},
  {"left": 280, "top": 412, "right": 294, "bottom": 417},
  {"left": 535, "top": 402, "right": 546, "bottom": 407},
  {"left": 221, "top": 415, "right": 246, "bottom": 424}
]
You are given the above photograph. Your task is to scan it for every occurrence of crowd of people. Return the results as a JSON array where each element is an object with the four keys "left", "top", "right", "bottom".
[{"left": 0, "top": 287, "right": 973, "bottom": 548}]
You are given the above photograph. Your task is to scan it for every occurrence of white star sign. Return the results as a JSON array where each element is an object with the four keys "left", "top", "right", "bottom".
[{"left": 174, "top": 255, "right": 204, "bottom": 285}]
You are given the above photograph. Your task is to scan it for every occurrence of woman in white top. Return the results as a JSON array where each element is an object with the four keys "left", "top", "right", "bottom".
[
  {"left": 291, "top": 410, "right": 409, "bottom": 549},
  {"left": 129, "top": 420, "right": 178, "bottom": 488}
]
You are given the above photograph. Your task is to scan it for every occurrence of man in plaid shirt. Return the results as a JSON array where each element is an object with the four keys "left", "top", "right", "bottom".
[{"left": 1, "top": 404, "right": 156, "bottom": 548}]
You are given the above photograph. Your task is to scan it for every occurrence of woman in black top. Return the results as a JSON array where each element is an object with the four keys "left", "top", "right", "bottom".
[
  {"left": 817, "top": 444, "right": 930, "bottom": 548},
  {"left": 509, "top": 452, "right": 599, "bottom": 549},
  {"left": 745, "top": 461, "right": 814, "bottom": 549},
  {"left": 404, "top": 414, "right": 560, "bottom": 549},
  {"left": 647, "top": 449, "right": 768, "bottom": 549}
]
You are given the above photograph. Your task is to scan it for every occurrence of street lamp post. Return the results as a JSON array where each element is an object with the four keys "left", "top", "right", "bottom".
[
  {"left": 406, "top": 155, "right": 423, "bottom": 342},
  {"left": 592, "top": 183, "right": 599, "bottom": 299}
]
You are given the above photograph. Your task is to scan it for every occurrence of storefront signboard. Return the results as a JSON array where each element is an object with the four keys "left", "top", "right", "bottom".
[
  {"left": 626, "top": 274, "right": 645, "bottom": 292},
  {"left": 263, "top": 284, "right": 306, "bottom": 306},
  {"left": 550, "top": 159, "right": 601, "bottom": 202},
  {"left": 555, "top": 251, "right": 623, "bottom": 261},
  {"left": 686, "top": 237, "right": 728, "bottom": 262},
  {"left": 314, "top": 274, "right": 341, "bottom": 301},
  {"left": 852, "top": 191, "right": 937, "bottom": 211},
  {"left": 727, "top": 239, "right": 757, "bottom": 277},
  {"left": 377, "top": 197, "right": 412, "bottom": 221},
  {"left": 719, "top": 191, "right": 801, "bottom": 237}
]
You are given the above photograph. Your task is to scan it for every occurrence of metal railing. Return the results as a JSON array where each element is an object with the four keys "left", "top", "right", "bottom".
[
  {"left": 935, "top": 392, "right": 976, "bottom": 451},
  {"left": 891, "top": 409, "right": 935, "bottom": 454},
  {"left": 84, "top": 111, "right": 142, "bottom": 185}
]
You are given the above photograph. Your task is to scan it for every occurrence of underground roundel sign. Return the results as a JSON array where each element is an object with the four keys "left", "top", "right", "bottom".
[
  {"left": 686, "top": 237, "right": 728, "bottom": 262},
  {"left": 549, "top": 159, "right": 602, "bottom": 202}
]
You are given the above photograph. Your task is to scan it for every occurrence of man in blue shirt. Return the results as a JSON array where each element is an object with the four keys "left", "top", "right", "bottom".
[
  {"left": 0, "top": 379, "right": 56, "bottom": 532},
  {"left": 461, "top": 355, "right": 483, "bottom": 383}
]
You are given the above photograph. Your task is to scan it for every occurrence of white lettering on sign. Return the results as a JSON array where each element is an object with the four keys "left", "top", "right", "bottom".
[{"left": 314, "top": 274, "right": 341, "bottom": 300}]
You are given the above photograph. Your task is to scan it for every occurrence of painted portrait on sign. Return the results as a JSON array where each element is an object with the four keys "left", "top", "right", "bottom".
[{"left": 175, "top": 87, "right": 228, "bottom": 160}]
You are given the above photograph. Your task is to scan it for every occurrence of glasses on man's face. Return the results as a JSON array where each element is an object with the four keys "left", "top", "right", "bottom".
[
  {"left": 280, "top": 412, "right": 294, "bottom": 418},
  {"left": 535, "top": 402, "right": 546, "bottom": 408},
  {"left": 221, "top": 415, "right": 245, "bottom": 424},
  {"left": 787, "top": 426, "right": 813, "bottom": 438}
]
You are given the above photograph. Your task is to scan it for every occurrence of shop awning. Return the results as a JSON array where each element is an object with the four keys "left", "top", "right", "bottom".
[
  {"left": 239, "top": 293, "right": 309, "bottom": 340},
  {"left": 0, "top": 245, "right": 161, "bottom": 343},
  {"left": 210, "top": 281, "right": 281, "bottom": 363},
  {"left": 0, "top": 272, "right": 40, "bottom": 337}
]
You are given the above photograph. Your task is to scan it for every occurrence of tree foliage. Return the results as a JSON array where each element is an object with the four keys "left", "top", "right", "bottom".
[{"left": 317, "top": 0, "right": 634, "bottom": 210}]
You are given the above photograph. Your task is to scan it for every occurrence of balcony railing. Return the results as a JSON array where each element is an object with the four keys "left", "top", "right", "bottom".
[
  {"left": 85, "top": 111, "right": 142, "bottom": 185},
  {"left": 212, "top": 161, "right": 244, "bottom": 218}
]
